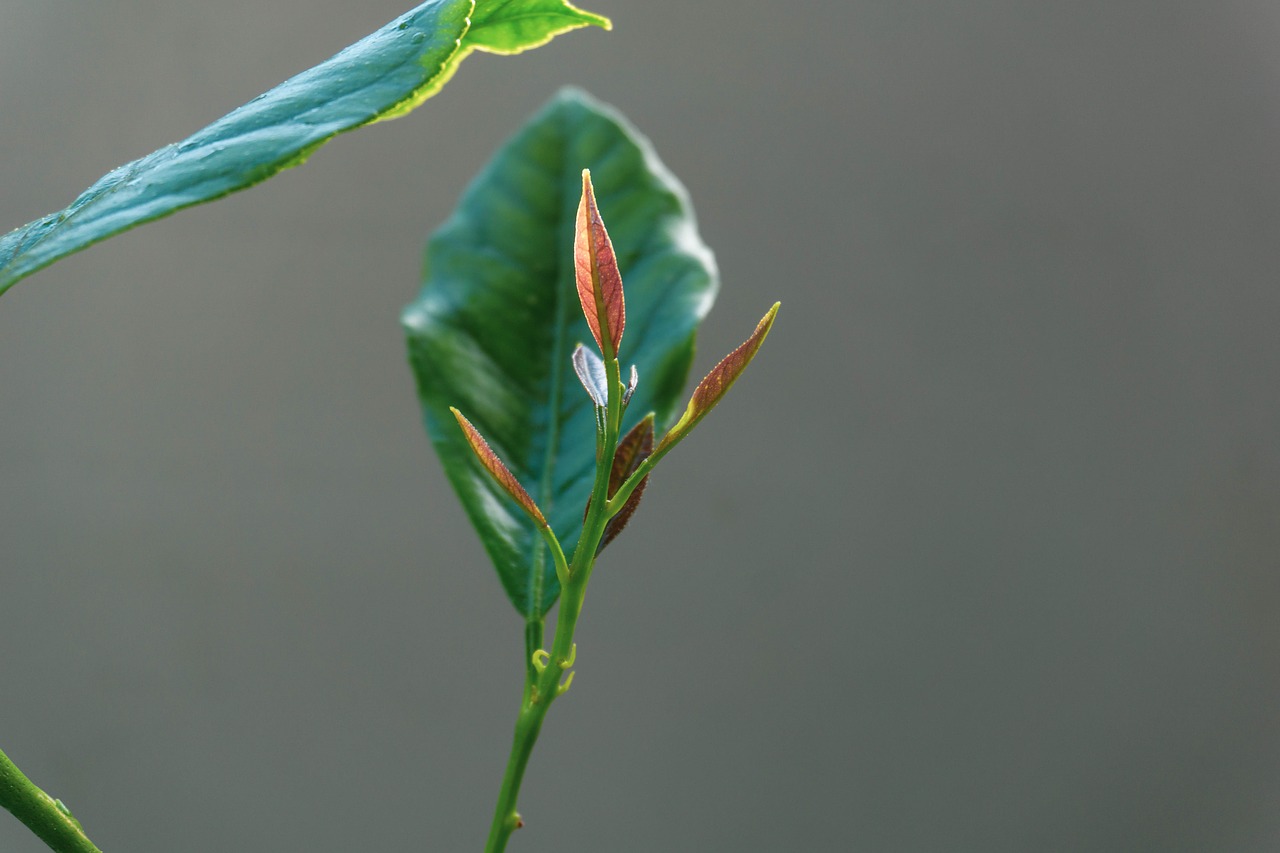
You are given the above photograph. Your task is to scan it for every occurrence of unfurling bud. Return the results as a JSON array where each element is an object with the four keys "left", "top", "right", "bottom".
[
  {"left": 574, "top": 169, "right": 625, "bottom": 359},
  {"left": 622, "top": 364, "right": 638, "bottom": 406},
  {"left": 572, "top": 343, "right": 609, "bottom": 407}
]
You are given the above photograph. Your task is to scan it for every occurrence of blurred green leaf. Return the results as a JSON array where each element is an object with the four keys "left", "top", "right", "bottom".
[
  {"left": 0, "top": 0, "right": 609, "bottom": 297},
  {"left": 403, "top": 88, "right": 718, "bottom": 618}
]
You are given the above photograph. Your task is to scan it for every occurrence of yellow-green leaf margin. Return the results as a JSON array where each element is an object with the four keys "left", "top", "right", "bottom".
[{"left": 0, "top": 0, "right": 609, "bottom": 297}]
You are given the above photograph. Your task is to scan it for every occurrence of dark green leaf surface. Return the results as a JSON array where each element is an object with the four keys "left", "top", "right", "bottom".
[
  {"left": 403, "top": 89, "right": 718, "bottom": 618},
  {"left": 0, "top": 0, "right": 609, "bottom": 297}
]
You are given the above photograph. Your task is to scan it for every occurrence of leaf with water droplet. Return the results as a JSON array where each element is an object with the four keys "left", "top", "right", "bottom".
[{"left": 0, "top": 0, "right": 610, "bottom": 297}]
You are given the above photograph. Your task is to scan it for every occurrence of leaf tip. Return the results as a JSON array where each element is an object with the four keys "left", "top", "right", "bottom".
[
  {"left": 451, "top": 406, "right": 549, "bottom": 529},
  {"left": 559, "top": 1, "right": 612, "bottom": 32},
  {"left": 656, "top": 302, "right": 780, "bottom": 455},
  {"left": 574, "top": 167, "right": 625, "bottom": 358},
  {"left": 464, "top": 1, "right": 612, "bottom": 55}
]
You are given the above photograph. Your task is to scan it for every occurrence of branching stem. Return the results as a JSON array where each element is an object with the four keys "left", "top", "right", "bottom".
[{"left": 484, "top": 356, "right": 623, "bottom": 853}]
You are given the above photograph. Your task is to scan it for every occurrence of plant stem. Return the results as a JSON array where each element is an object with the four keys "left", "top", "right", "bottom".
[
  {"left": 484, "top": 566, "right": 594, "bottom": 853},
  {"left": 523, "top": 619, "right": 544, "bottom": 685},
  {"left": 484, "top": 683, "right": 545, "bottom": 852},
  {"left": 0, "top": 747, "right": 103, "bottom": 853},
  {"left": 484, "top": 358, "right": 623, "bottom": 852}
]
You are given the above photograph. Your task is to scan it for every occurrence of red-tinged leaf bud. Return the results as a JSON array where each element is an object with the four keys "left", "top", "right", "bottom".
[
  {"left": 574, "top": 169, "right": 625, "bottom": 358},
  {"left": 656, "top": 303, "right": 780, "bottom": 456},
  {"left": 450, "top": 407, "right": 548, "bottom": 529}
]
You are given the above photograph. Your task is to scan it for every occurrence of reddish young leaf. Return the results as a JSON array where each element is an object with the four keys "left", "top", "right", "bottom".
[
  {"left": 451, "top": 407, "right": 548, "bottom": 529},
  {"left": 584, "top": 414, "right": 655, "bottom": 553},
  {"left": 574, "top": 169, "right": 625, "bottom": 358},
  {"left": 608, "top": 413, "right": 655, "bottom": 498},
  {"left": 656, "top": 303, "right": 780, "bottom": 455},
  {"left": 600, "top": 414, "right": 655, "bottom": 551}
]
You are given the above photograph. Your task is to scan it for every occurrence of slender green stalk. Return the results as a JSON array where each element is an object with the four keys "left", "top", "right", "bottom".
[
  {"left": 523, "top": 619, "right": 544, "bottom": 686},
  {"left": 0, "top": 747, "right": 103, "bottom": 853},
  {"left": 484, "top": 358, "right": 623, "bottom": 853}
]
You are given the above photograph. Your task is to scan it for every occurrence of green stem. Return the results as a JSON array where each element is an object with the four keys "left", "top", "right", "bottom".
[
  {"left": 523, "top": 619, "right": 544, "bottom": 686},
  {"left": 483, "top": 358, "right": 622, "bottom": 853},
  {"left": 484, "top": 584, "right": 586, "bottom": 853},
  {"left": 483, "top": 680, "right": 545, "bottom": 852},
  {"left": 0, "top": 747, "right": 103, "bottom": 853}
]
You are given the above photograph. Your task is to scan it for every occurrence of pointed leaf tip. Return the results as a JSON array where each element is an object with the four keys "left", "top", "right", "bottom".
[
  {"left": 657, "top": 303, "right": 780, "bottom": 455},
  {"left": 574, "top": 168, "right": 626, "bottom": 357},
  {"left": 451, "top": 407, "right": 549, "bottom": 528},
  {"left": 465, "top": 0, "right": 612, "bottom": 55}
]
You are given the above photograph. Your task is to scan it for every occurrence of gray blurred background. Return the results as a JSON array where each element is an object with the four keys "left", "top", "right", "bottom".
[{"left": 2, "top": 1, "right": 1279, "bottom": 850}]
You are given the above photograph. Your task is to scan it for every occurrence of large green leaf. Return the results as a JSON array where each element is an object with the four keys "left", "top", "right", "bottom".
[
  {"left": 0, "top": 0, "right": 608, "bottom": 297},
  {"left": 403, "top": 88, "right": 718, "bottom": 619}
]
